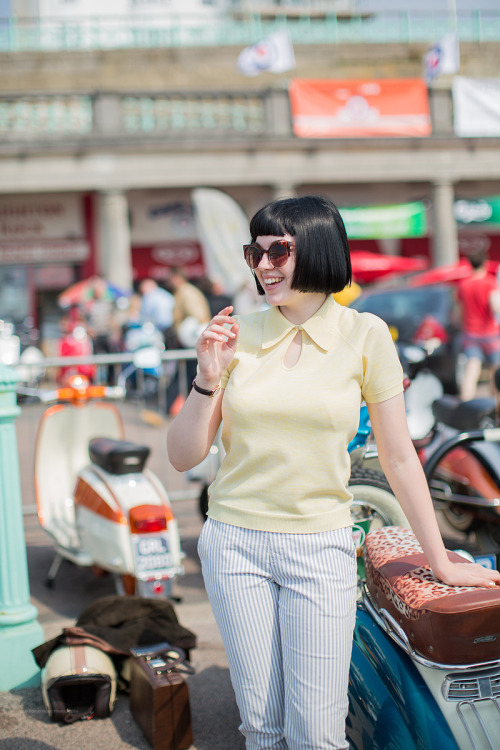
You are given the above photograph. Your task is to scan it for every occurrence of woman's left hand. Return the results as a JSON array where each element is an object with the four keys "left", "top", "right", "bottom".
[{"left": 436, "top": 560, "right": 500, "bottom": 589}]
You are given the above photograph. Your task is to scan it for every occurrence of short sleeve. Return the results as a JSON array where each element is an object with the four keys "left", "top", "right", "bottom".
[{"left": 361, "top": 314, "right": 404, "bottom": 404}]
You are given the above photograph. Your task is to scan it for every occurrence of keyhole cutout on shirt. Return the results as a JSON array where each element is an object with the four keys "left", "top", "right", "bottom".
[{"left": 284, "top": 330, "right": 302, "bottom": 369}]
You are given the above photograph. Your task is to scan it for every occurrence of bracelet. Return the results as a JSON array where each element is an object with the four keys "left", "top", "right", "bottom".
[{"left": 192, "top": 379, "right": 220, "bottom": 397}]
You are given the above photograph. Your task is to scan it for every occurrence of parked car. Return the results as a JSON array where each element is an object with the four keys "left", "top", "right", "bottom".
[{"left": 350, "top": 282, "right": 463, "bottom": 393}]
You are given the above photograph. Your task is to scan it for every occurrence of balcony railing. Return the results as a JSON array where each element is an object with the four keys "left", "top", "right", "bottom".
[
  {"left": 0, "top": 90, "right": 277, "bottom": 143},
  {"left": 1, "top": 10, "right": 500, "bottom": 53},
  {"left": 0, "top": 87, "right": 463, "bottom": 146}
]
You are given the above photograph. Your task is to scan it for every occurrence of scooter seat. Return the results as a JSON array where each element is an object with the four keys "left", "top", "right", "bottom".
[
  {"left": 89, "top": 437, "right": 150, "bottom": 475},
  {"left": 364, "top": 525, "right": 500, "bottom": 665},
  {"left": 432, "top": 395, "right": 495, "bottom": 431}
]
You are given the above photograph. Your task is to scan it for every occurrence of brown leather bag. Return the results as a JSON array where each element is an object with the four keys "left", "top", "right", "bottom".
[
  {"left": 129, "top": 645, "right": 194, "bottom": 750},
  {"left": 364, "top": 526, "right": 500, "bottom": 665}
]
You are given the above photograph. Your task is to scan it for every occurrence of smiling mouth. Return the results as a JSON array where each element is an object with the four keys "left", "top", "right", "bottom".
[{"left": 263, "top": 277, "right": 283, "bottom": 287}]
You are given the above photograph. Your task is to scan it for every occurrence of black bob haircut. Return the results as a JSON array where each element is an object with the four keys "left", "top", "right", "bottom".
[{"left": 249, "top": 195, "right": 352, "bottom": 296}]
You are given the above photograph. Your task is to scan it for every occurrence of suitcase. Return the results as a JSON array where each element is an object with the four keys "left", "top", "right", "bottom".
[
  {"left": 129, "top": 645, "right": 194, "bottom": 750},
  {"left": 363, "top": 525, "right": 500, "bottom": 665}
]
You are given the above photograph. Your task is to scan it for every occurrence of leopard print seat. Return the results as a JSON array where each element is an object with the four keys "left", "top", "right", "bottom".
[{"left": 363, "top": 526, "right": 500, "bottom": 663}]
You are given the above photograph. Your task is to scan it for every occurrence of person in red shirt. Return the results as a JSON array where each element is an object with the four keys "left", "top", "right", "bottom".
[{"left": 457, "top": 248, "right": 500, "bottom": 400}]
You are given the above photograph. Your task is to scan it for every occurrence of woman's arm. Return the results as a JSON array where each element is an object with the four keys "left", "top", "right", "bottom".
[
  {"left": 167, "top": 307, "right": 239, "bottom": 472},
  {"left": 367, "top": 392, "right": 500, "bottom": 588}
]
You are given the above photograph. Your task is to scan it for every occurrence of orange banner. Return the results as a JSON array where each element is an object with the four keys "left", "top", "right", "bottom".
[{"left": 289, "top": 78, "right": 431, "bottom": 138}]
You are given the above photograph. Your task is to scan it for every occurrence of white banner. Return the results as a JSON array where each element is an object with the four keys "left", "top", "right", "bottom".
[
  {"left": 453, "top": 76, "right": 500, "bottom": 137},
  {"left": 191, "top": 188, "right": 250, "bottom": 296}
]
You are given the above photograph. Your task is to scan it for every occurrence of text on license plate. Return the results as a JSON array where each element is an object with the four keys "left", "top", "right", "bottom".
[{"left": 133, "top": 534, "right": 172, "bottom": 573}]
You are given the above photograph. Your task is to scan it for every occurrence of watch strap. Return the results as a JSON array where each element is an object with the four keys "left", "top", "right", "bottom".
[{"left": 192, "top": 379, "right": 220, "bottom": 397}]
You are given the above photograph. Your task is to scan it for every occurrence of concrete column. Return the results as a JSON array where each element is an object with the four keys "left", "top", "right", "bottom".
[
  {"left": 0, "top": 364, "right": 44, "bottom": 690},
  {"left": 272, "top": 183, "right": 297, "bottom": 201},
  {"left": 431, "top": 180, "right": 459, "bottom": 267},
  {"left": 97, "top": 190, "right": 133, "bottom": 291}
]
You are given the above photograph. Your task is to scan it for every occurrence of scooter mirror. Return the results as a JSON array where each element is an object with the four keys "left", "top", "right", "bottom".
[{"left": 132, "top": 346, "right": 163, "bottom": 371}]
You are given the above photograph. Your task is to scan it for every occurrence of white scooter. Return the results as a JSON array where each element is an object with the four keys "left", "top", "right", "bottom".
[{"left": 31, "top": 350, "right": 183, "bottom": 599}]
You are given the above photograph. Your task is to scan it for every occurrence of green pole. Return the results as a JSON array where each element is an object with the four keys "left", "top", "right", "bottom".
[{"left": 0, "top": 363, "right": 44, "bottom": 690}]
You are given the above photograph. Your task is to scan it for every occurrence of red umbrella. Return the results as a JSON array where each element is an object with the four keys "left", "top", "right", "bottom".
[
  {"left": 409, "top": 259, "right": 500, "bottom": 287},
  {"left": 350, "top": 251, "right": 428, "bottom": 284}
]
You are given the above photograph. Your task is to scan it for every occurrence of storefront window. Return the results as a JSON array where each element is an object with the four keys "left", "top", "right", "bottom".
[{"left": 0, "top": 267, "right": 29, "bottom": 325}]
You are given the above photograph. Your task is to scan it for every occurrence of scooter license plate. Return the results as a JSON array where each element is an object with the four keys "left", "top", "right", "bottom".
[
  {"left": 132, "top": 534, "right": 172, "bottom": 575},
  {"left": 474, "top": 552, "right": 498, "bottom": 570}
]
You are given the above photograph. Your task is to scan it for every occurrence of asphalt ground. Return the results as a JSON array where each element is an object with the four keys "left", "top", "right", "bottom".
[
  {"left": 1, "top": 398, "right": 245, "bottom": 750},
  {"left": 0, "top": 394, "right": 482, "bottom": 750}
]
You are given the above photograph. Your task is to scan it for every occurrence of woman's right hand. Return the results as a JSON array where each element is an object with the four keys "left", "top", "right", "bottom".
[{"left": 195, "top": 306, "right": 239, "bottom": 389}]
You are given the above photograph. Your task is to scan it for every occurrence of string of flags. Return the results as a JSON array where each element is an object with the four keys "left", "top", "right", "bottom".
[
  {"left": 423, "top": 30, "right": 460, "bottom": 83},
  {"left": 237, "top": 29, "right": 296, "bottom": 77}
]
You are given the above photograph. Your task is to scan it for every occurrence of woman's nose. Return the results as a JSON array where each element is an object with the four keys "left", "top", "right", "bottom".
[{"left": 257, "top": 250, "right": 273, "bottom": 269}]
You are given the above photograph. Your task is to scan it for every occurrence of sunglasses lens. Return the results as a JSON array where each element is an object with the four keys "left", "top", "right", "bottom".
[
  {"left": 244, "top": 246, "right": 262, "bottom": 269},
  {"left": 268, "top": 243, "right": 289, "bottom": 267}
]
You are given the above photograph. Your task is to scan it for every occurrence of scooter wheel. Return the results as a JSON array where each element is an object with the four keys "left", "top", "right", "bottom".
[{"left": 349, "top": 467, "right": 410, "bottom": 530}]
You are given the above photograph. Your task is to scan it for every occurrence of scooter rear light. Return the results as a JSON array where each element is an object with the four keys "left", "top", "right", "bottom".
[
  {"left": 413, "top": 315, "right": 449, "bottom": 348},
  {"left": 129, "top": 504, "right": 169, "bottom": 534}
]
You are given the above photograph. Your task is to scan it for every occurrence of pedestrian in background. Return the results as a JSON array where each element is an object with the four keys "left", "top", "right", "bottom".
[
  {"left": 194, "top": 276, "right": 233, "bottom": 318},
  {"left": 457, "top": 247, "right": 500, "bottom": 401},
  {"left": 164, "top": 268, "right": 211, "bottom": 413},
  {"left": 84, "top": 277, "right": 121, "bottom": 384},
  {"left": 167, "top": 195, "right": 500, "bottom": 750},
  {"left": 138, "top": 278, "right": 175, "bottom": 336},
  {"left": 167, "top": 267, "right": 211, "bottom": 342}
]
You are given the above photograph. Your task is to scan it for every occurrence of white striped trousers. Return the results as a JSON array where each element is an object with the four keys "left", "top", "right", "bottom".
[{"left": 198, "top": 518, "right": 357, "bottom": 750}]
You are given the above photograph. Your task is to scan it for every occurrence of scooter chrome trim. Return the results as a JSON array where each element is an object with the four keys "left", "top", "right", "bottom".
[
  {"left": 456, "top": 697, "right": 500, "bottom": 750},
  {"left": 430, "top": 478, "right": 500, "bottom": 508},
  {"left": 361, "top": 584, "right": 500, "bottom": 672}
]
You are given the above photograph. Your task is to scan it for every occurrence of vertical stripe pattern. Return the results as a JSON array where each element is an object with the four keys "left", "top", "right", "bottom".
[{"left": 198, "top": 518, "right": 357, "bottom": 750}]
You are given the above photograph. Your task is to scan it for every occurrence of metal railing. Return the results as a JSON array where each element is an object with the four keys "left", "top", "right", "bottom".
[
  {"left": 1, "top": 10, "right": 500, "bottom": 52},
  {"left": 15, "top": 347, "right": 196, "bottom": 407}
]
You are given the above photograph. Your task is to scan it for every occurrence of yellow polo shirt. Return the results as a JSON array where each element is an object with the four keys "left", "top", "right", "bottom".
[{"left": 207, "top": 294, "right": 403, "bottom": 533}]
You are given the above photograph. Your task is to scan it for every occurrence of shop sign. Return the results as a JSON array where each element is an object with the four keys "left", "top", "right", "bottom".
[
  {"left": 0, "top": 240, "right": 89, "bottom": 265},
  {"left": 454, "top": 196, "right": 500, "bottom": 226},
  {"left": 340, "top": 201, "right": 427, "bottom": 239},
  {"left": 132, "top": 242, "right": 204, "bottom": 281},
  {"left": 130, "top": 194, "right": 198, "bottom": 244},
  {"left": 0, "top": 194, "right": 85, "bottom": 241}
]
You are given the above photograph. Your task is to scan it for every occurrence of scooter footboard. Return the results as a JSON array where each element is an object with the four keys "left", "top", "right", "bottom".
[{"left": 364, "top": 526, "right": 500, "bottom": 665}]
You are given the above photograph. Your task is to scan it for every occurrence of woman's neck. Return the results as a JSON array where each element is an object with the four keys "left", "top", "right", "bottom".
[{"left": 278, "top": 293, "right": 328, "bottom": 325}]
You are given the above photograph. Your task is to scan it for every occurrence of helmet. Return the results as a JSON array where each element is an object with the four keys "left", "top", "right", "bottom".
[{"left": 41, "top": 645, "right": 117, "bottom": 723}]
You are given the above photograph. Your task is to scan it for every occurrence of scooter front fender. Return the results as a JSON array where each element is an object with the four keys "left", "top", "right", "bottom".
[{"left": 347, "top": 606, "right": 459, "bottom": 750}]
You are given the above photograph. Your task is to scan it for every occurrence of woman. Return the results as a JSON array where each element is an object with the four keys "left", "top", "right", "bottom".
[{"left": 167, "top": 195, "right": 500, "bottom": 750}]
